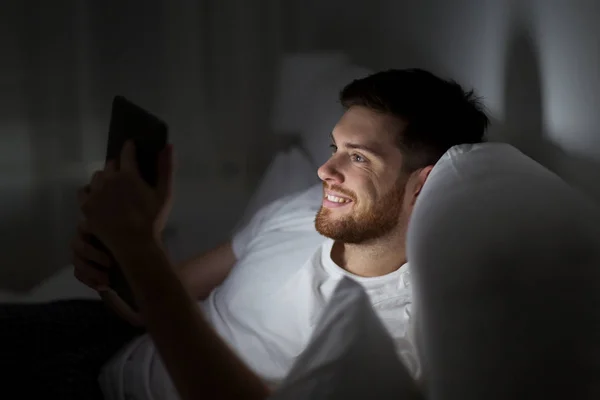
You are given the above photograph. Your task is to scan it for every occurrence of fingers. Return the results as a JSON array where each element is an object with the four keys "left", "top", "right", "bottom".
[
  {"left": 71, "top": 227, "right": 113, "bottom": 268},
  {"left": 157, "top": 144, "right": 174, "bottom": 203},
  {"left": 120, "top": 140, "right": 139, "bottom": 175},
  {"left": 71, "top": 222, "right": 113, "bottom": 290},
  {"left": 79, "top": 159, "right": 117, "bottom": 206},
  {"left": 105, "top": 159, "right": 118, "bottom": 174},
  {"left": 73, "top": 254, "right": 110, "bottom": 290}
]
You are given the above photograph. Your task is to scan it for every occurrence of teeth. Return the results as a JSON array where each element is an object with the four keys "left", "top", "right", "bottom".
[{"left": 326, "top": 194, "right": 350, "bottom": 203}]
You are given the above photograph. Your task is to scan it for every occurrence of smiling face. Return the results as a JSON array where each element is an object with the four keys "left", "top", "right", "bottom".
[{"left": 315, "top": 106, "right": 412, "bottom": 244}]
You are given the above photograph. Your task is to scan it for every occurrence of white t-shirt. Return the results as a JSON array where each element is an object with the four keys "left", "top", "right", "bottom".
[{"left": 99, "top": 185, "right": 415, "bottom": 400}]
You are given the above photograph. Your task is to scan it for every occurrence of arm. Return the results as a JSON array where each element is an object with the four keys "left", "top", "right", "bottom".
[
  {"left": 95, "top": 240, "right": 236, "bottom": 327},
  {"left": 178, "top": 240, "right": 237, "bottom": 301},
  {"left": 81, "top": 141, "right": 269, "bottom": 399},
  {"left": 113, "top": 236, "right": 270, "bottom": 400}
]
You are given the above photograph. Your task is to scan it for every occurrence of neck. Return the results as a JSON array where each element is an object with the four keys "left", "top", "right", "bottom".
[{"left": 331, "top": 233, "right": 407, "bottom": 278}]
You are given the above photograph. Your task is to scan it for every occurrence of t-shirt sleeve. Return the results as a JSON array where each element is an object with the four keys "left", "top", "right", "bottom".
[
  {"left": 231, "top": 197, "right": 286, "bottom": 259},
  {"left": 231, "top": 183, "right": 323, "bottom": 260}
]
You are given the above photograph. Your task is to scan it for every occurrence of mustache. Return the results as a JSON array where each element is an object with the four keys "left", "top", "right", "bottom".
[{"left": 322, "top": 182, "right": 357, "bottom": 201}]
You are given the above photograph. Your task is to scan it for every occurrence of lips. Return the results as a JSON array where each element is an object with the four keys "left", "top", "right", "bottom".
[{"left": 322, "top": 189, "right": 354, "bottom": 209}]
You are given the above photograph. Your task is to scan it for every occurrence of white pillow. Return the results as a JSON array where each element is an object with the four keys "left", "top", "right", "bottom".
[
  {"left": 269, "top": 277, "right": 422, "bottom": 400},
  {"left": 236, "top": 146, "right": 317, "bottom": 230},
  {"left": 407, "top": 142, "right": 600, "bottom": 399}
]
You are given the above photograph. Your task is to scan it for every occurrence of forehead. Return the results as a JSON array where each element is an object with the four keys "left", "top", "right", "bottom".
[{"left": 332, "top": 106, "right": 406, "bottom": 152}]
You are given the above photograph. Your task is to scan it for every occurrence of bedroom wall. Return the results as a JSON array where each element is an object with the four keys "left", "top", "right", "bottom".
[
  {"left": 0, "top": 0, "right": 282, "bottom": 291},
  {"left": 2, "top": 0, "right": 597, "bottom": 292},
  {"left": 283, "top": 0, "right": 600, "bottom": 201}
]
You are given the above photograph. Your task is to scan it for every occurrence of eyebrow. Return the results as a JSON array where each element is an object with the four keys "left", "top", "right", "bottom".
[{"left": 330, "top": 132, "right": 385, "bottom": 158}]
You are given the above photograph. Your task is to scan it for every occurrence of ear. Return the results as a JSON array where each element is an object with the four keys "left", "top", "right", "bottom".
[{"left": 408, "top": 165, "right": 434, "bottom": 207}]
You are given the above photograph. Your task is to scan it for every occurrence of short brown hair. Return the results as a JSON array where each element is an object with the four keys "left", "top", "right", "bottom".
[{"left": 340, "top": 69, "right": 489, "bottom": 172}]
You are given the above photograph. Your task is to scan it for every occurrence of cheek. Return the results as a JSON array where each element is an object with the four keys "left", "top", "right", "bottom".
[{"left": 353, "top": 181, "right": 379, "bottom": 210}]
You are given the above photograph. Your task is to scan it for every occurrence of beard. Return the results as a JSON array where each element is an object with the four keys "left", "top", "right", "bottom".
[{"left": 315, "top": 179, "right": 407, "bottom": 244}]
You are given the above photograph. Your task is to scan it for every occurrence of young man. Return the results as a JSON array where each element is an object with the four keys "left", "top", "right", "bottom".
[{"left": 74, "top": 68, "right": 489, "bottom": 399}]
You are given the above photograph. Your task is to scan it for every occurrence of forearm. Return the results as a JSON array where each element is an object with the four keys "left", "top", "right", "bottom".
[
  {"left": 101, "top": 238, "right": 172, "bottom": 327},
  {"left": 99, "top": 289, "right": 144, "bottom": 327},
  {"left": 112, "top": 238, "right": 269, "bottom": 400},
  {"left": 178, "top": 241, "right": 236, "bottom": 301}
]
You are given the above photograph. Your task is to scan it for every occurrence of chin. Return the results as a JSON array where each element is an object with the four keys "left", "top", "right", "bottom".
[
  {"left": 315, "top": 206, "right": 401, "bottom": 244},
  {"left": 315, "top": 211, "right": 349, "bottom": 240}
]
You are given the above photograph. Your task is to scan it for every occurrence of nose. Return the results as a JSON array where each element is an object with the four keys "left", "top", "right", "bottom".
[{"left": 317, "top": 158, "right": 344, "bottom": 184}]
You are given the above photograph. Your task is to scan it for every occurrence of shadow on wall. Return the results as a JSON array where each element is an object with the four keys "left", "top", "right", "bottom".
[{"left": 492, "top": 18, "right": 600, "bottom": 203}]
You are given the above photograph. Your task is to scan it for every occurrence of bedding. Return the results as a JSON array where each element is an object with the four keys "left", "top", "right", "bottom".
[
  {"left": 408, "top": 142, "right": 600, "bottom": 399},
  {"left": 270, "top": 277, "right": 423, "bottom": 400}
]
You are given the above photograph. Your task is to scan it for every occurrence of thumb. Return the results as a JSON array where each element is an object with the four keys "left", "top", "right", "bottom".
[
  {"left": 157, "top": 144, "right": 174, "bottom": 203},
  {"left": 120, "top": 140, "right": 140, "bottom": 176}
]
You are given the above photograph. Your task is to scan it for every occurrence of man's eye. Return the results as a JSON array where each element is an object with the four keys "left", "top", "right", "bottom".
[
  {"left": 350, "top": 153, "right": 366, "bottom": 163},
  {"left": 329, "top": 144, "right": 338, "bottom": 154}
]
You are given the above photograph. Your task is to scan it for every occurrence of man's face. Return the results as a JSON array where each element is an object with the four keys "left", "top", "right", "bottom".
[{"left": 315, "top": 106, "right": 411, "bottom": 244}]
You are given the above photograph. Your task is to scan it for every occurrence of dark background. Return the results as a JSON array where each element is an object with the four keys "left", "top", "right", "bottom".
[{"left": 1, "top": 0, "right": 599, "bottom": 292}]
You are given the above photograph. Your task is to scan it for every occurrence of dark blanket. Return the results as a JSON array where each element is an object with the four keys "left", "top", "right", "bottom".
[{"left": 0, "top": 299, "right": 142, "bottom": 399}]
